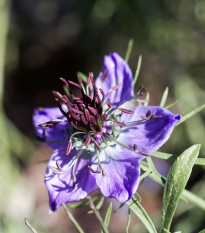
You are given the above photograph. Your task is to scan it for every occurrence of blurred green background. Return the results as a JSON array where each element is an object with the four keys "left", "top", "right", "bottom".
[{"left": 0, "top": 0, "right": 205, "bottom": 232}]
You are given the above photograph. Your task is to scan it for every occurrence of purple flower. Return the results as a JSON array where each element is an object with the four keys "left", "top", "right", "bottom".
[{"left": 33, "top": 52, "right": 181, "bottom": 212}]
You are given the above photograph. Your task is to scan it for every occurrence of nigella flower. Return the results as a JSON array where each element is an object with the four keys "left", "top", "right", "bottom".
[{"left": 33, "top": 52, "right": 181, "bottom": 212}]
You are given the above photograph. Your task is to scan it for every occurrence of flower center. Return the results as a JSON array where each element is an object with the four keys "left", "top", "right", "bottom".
[{"left": 53, "top": 72, "right": 129, "bottom": 154}]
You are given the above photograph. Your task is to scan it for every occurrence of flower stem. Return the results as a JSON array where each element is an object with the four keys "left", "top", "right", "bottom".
[
  {"left": 62, "top": 204, "right": 85, "bottom": 233},
  {"left": 87, "top": 196, "right": 109, "bottom": 233}
]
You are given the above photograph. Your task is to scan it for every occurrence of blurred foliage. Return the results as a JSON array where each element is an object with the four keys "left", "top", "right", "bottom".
[{"left": 0, "top": 0, "right": 204, "bottom": 232}]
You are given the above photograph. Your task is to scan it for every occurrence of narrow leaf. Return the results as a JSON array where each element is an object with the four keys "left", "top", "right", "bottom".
[
  {"left": 126, "top": 208, "right": 131, "bottom": 233},
  {"left": 176, "top": 104, "right": 205, "bottom": 126},
  {"left": 160, "top": 87, "right": 169, "bottom": 107},
  {"left": 102, "top": 202, "right": 112, "bottom": 232},
  {"left": 125, "top": 39, "right": 134, "bottom": 63},
  {"left": 165, "top": 101, "right": 177, "bottom": 109},
  {"left": 69, "top": 193, "right": 100, "bottom": 208},
  {"left": 133, "top": 55, "right": 142, "bottom": 85},
  {"left": 161, "top": 144, "right": 201, "bottom": 233},
  {"left": 144, "top": 92, "right": 150, "bottom": 106},
  {"left": 152, "top": 151, "right": 205, "bottom": 166},
  {"left": 127, "top": 196, "right": 157, "bottom": 233},
  {"left": 77, "top": 71, "right": 87, "bottom": 83},
  {"left": 140, "top": 160, "right": 205, "bottom": 211},
  {"left": 63, "top": 203, "right": 85, "bottom": 233}
]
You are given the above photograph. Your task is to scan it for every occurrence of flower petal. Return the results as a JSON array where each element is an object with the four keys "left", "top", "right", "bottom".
[
  {"left": 45, "top": 143, "right": 98, "bottom": 212},
  {"left": 33, "top": 107, "right": 70, "bottom": 148},
  {"left": 119, "top": 106, "right": 181, "bottom": 158},
  {"left": 95, "top": 52, "right": 134, "bottom": 106},
  {"left": 90, "top": 145, "right": 140, "bottom": 202}
]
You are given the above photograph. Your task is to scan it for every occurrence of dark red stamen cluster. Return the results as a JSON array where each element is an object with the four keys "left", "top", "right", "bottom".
[{"left": 53, "top": 73, "right": 106, "bottom": 143}]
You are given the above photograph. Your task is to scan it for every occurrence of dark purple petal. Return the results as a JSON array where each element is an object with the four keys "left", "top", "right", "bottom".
[
  {"left": 90, "top": 145, "right": 140, "bottom": 202},
  {"left": 33, "top": 107, "right": 69, "bottom": 149},
  {"left": 95, "top": 53, "right": 134, "bottom": 106},
  {"left": 45, "top": 143, "right": 98, "bottom": 212},
  {"left": 119, "top": 106, "right": 181, "bottom": 158}
]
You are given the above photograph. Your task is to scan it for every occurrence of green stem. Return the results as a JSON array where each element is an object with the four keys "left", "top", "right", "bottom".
[
  {"left": 87, "top": 196, "right": 109, "bottom": 233},
  {"left": 63, "top": 204, "right": 85, "bottom": 233}
]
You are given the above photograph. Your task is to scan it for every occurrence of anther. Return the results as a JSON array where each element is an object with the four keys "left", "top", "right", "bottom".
[
  {"left": 59, "top": 77, "right": 69, "bottom": 87},
  {"left": 138, "top": 151, "right": 149, "bottom": 157},
  {"left": 68, "top": 80, "right": 82, "bottom": 89},
  {"left": 111, "top": 82, "right": 123, "bottom": 91},
  {"left": 66, "top": 141, "right": 72, "bottom": 155},
  {"left": 146, "top": 110, "right": 151, "bottom": 117},
  {"left": 114, "top": 120, "right": 126, "bottom": 127},
  {"left": 107, "top": 99, "right": 111, "bottom": 108},
  {"left": 88, "top": 166, "right": 101, "bottom": 174},
  {"left": 136, "top": 86, "right": 146, "bottom": 97},
  {"left": 99, "top": 88, "right": 105, "bottom": 98},
  {"left": 119, "top": 108, "right": 133, "bottom": 114},
  {"left": 133, "top": 144, "right": 137, "bottom": 150},
  {"left": 84, "top": 137, "right": 91, "bottom": 146},
  {"left": 150, "top": 115, "right": 162, "bottom": 119}
]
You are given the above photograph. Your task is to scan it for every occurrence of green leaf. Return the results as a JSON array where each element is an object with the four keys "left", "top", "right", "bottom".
[
  {"left": 176, "top": 104, "right": 205, "bottom": 126},
  {"left": 101, "top": 202, "right": 112, "bottom": 233},
  {"left": 199, "top": 229, "right": 205, "bottom": 233},
  {"left": 127, "top": 196, "right": 157, "bottom": 233},
  {"left": 77, "top": 71, "right": 87, "bottom": 83},
  {"left": 140, "top": 160, "right": 205, "bottom": 211},
  {"left": 144, "top": 92, "right": 150, "bottom": 106},
  {"left": 133, "top": 55, "right": 142, "bottom": 85},
  {"left": 63, "top": 204, "right": 85, "bottom": 233},
  {"left": 113, "top": 203, "right": 125, "bottom": 213},
  {"left": 125, "top": 39, "right": 134, "bottom": 63},
  {"left": 88, "top": 196, "right": 105, "bottom": 214},
  {"left": 161, "top": 144, "right": 201, "bottom": 233},
  {"left": 165, "top": 101, "right": 177, "bottom": 109},
  {"left": 160, "top": 87, "right": 169, "bottom": 107},
  {"left": 152, "top": 151, "right": 205, "bottom": 166},
  {"left": 69, "top": 193, "right": 100, "bottom": 208}
]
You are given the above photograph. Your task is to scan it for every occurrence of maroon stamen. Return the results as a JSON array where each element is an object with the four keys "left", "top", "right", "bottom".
[
  {"left": 66, "top": 141, "right": 72, "bottom": 155},
  {"left": 114, "top": 120, "right": 126, "bottom": 127},
  {"left": 120, "top": 108, "right": 133, "bottom": 114},
  {"left": 68, "top": 80, "right": 82, "bottom": 89},
  {"left": 107, "top": 99, "right": 111, "bottom": 108},
  {"left": 111, "top": 82, "right": 123, "bottom": 91},
  {"left": 84, "top": 137, "right": 91, "bottom": 146}
]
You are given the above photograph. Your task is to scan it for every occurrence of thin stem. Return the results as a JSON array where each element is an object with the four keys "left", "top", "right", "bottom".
[
  {"left": 24, "top": 218, "right": 38, "bottom": 233},
  {"left": 87, "top": 196, "right": 109, "bottom": 233},
  {"left": 63, "top": 204, "right": 85, "bottom": 233}
]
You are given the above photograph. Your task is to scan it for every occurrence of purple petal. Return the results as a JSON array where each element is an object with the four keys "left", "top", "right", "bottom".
[
  {"left": 95, "top": 52, "right": 134, "bottom": 106},
  {"left": 90, "top": 145, "right": 140, "bottom": 202},
  {"left": 45, "top": 143, "right": 98, "bottom": 212},
  {"left": 119, "top": 106, "right": 181, "bottom": 158},
  {"left": 33, "top": 107, "right": 70, "bottom": 148}
]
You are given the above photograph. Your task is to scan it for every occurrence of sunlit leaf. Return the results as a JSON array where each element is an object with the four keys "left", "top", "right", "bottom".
[
  {"left": 125, "top": 39, "right": 134, "bottom": 63},
  {"left": 161, "top": 144, "right": 201, "bottom": 233},
  {"left": 160, "top": 87, "right": 169, "bottom": 107},
  {"left": 152, "top": 151, "right": 205, "bottom": 166},
  {"left": 77, "top": 71, "right": 87, "bottom": 83},
  {"left": 133, "top": 55, "right": 142, "bottom": 85}
]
